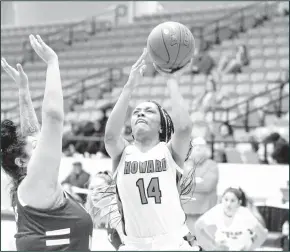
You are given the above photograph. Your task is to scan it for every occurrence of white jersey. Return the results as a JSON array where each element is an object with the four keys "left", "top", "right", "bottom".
[
  {"left": 202, "top": 204, "right": 267, "bottom": 250},
  {"left": 115, "top": 142, "right": 187, "bottom": 238}
]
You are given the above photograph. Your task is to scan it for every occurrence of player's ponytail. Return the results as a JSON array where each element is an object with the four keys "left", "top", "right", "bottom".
[
  {"left": 148, "top": 101, "right": 174, "bottom": 142},
  {"left": 1, "top": 119, "right": 27, "bottom": 207}
]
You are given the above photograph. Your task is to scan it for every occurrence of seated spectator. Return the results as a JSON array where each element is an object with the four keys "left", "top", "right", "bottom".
[
  {"left": 214, "top": 122, "right": 235, "bottom": 163},
  {"left": 87, "top": 119, "right": 108, "bottom": 157},
  {"left": 249, "top": 135, "right": 260, "bottom": 153},
  {"left": 62, "top": 122, "right": 81, "bottom": 151},
  {"left": 191, "top": 48, "right": 215, "bottom": 75},
  {"left": 263, "top": 132, "right": 289, "bottom": 164},
  {"left": 218, "top": 122, "right": 235, "bottom": 147},
  {"left": 201, "top": 75, "right": 220, "bottom": 112},
  {"left": 181, "top": 137, "right": 219, "bottom": 236},
  {"left": 62, "top": 161, "right": 91, "bottom": 204},
  {"left": 216, "top": 45, "right": 249, "bottom": 76}
]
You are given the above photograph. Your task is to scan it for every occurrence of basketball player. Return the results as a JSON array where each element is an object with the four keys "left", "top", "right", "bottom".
[
  {"left": 1, "top": 35, "right": 93, "bottom": 251},
  {"left": 104, "top": 48, "right": 195, "bottom": 250},
  {"left": 86, "top": 171, "right": 124, "bottom": 250},
  {"left": 195, "top": 187, "right": 268, "bottom": 250}
]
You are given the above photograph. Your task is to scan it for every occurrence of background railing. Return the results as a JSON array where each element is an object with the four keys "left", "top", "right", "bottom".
[
  {"left": 211, "top": 82, "right": 289, "bottom": 131},
  {"left": 192, "top": 1, "right": 278, "bottom": 50},
  {"left": 2, "top": 1, "right": 284, "bottom": 133},
  {"left": 2, "top": 68, "right": 125, "bottom": 123}
]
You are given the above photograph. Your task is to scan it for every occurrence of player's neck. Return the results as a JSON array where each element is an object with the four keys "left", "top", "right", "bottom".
[{"left": 134, "top": 137, "right": 160, "bottom": 153}]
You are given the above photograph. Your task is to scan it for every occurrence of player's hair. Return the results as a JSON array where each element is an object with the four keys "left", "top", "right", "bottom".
[
  {"left": 1, "top": 119, "right": 27, "bottom": 207},
  {"left": 148, "top": 100, "right": 175, "bottom": 143},
  {"left": 223, "top": 187, "right": 247, "bottom": 207},
  {"left": 148, "top": 101, "right": 195, "bottom": 197},
  {"left": 86, "top": 171, "right": 116, "bottom": 228}
]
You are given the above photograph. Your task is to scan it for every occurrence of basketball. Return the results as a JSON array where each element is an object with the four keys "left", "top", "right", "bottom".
[{"left": 147, "top": 21, "right": 195, "bottom": 70}]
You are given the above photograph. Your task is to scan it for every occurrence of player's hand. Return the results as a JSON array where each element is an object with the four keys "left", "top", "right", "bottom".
[
  {"left": 29, "top": 34, "right": 58, "bottom": 64},
  {"left": 153, "top": 58, "right": 193, "bottom": 79},
  {"left": 127, "top": 48, "right": 147, "bottom": 87},
  {"left": 1, "top": 58, "right": 28, "bottom": 89}
]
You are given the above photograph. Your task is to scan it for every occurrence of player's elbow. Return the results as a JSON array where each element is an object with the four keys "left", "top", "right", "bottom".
[
  {"left": 104, "top": 132, "right": 119, "bottom": 144},
  {"left": 175, "top": 119, "right": 193, "bottom": 133},
  {"left": 42, "top": 106, "right": 64, "bottom": 122}
]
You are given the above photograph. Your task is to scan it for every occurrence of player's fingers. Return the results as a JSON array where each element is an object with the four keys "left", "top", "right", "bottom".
[
  {"left": 1, "top": 58, "right": 17, "bottom": 79},
  {"left": 16, "top": 63, "right": 25, "bottom": 75},
  {"left": 29, "top": 34, "right": 42, "bottom": 53},
  {"left": 139, "top": 64, "right": 147, "bottom": 76},
  {"left": 36, "top": 35, "right": 47, "bottom": 49},
  {"left": 133, "top": 48, "right": 148, "bottom": 68}
]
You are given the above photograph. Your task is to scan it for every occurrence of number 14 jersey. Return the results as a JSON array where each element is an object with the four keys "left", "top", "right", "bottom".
[{"left": 115, "top": 142, "right": 186, "bottom": 238}]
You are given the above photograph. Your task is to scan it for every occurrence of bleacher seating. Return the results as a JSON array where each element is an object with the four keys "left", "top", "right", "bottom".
[{"left": 1, "top": 2, "right": 288, "bottom": 162}]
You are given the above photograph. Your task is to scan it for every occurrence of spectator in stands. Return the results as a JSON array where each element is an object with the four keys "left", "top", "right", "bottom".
[
  {"left": 74, "top": 121, "right": 92, "bottom": 154},
  {"left": 216, "top": 45, "right": 249, "bottom": 76},
  {"left": 62, "top": 122, "right": 81, "bottom": 151},
  {"left": 249, "top": 135, "right": 260, "bottom": 153},
  {"left": 200, "top": 75, "right": 220, "bottom": 112},
  {"left": 195, "top": 187, "right": 268, "bottom": 251},
  {"left": 86, "top": 119, "right": 108, "bottom": 157},
  {"left": 181, "top": 137, "right": 219, "bottom": 236},
  {"left": 219, "top": 122, "right": 235, "bottom": 147},
  {"left": 214, "top": 122, "right": 235, "bottom": 163},
  {"left": 191, "top": 48, "right": 215, "bottom": 75},
  {"left": 263, "top": 132, "right": 289, "bottom": 164},
  {"left": 62, "top": 161, "right": 91, "bottom": 204}
]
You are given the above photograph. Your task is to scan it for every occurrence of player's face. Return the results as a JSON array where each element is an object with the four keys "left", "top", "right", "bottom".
[
  {"left": 222, "top": 192, "right": 241, "bottom": 216},
  {"left": 131, "top": 102, "right": 161, "bottom": 137}
]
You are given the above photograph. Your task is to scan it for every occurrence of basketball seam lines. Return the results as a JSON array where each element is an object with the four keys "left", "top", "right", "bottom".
[
  {"left": 149, "top": 42, "right": 168, "bottom": 63},
  {"left": 178, "top": 30, "right": 194, "bottom": 68},
  {"left": 161, "top": 30, "right": 171, "bottom": 64},
  {"left": 171, "top": 24, "right": 182, "bottom": 68}
]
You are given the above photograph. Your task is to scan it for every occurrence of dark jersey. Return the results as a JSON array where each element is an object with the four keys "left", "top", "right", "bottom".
[{"left": 14, "top": 191, "right": 93, "bottom": 251}]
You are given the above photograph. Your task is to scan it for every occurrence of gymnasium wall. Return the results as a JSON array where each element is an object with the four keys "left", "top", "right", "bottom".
[
  {"left": 1, "top": 2, "right": 15, "bottom": 26},
  {"left": 4, "top": 1, "right": 260, "bottom": 27},
  {"left": 11, "top": 1, "right": 128, "bottom": 26},
  {"left": 2, "top": 159, "right": 288, "bottom": 209},
  {"left": 159, "top": 1, "right": 260, "bottom": 13}
]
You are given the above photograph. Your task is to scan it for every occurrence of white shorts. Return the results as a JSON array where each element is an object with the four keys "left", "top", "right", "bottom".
[{"left": 119, "top": 225, "right": 196, "bottom": 251}]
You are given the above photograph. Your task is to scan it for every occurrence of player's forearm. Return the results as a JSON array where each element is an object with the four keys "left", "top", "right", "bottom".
[
  {"left": 42, "top": 60, "right": 64, "bottom": 121},
  {"left": 195, "top": 226, "right": 216, "bottom": 250},
  {"left": 19, "top": 86, "right": 40, "bottom": 136},
  {"left": 167, "top": 78, "right": 192, "bottom": 131},
  {"left": 105, "top": 84, "right": 133, "bottom": 141}
]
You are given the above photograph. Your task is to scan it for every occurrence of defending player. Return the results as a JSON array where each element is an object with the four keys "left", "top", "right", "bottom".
[{"left": 1, "top": 35, "right": 93, "bottom": 251}]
